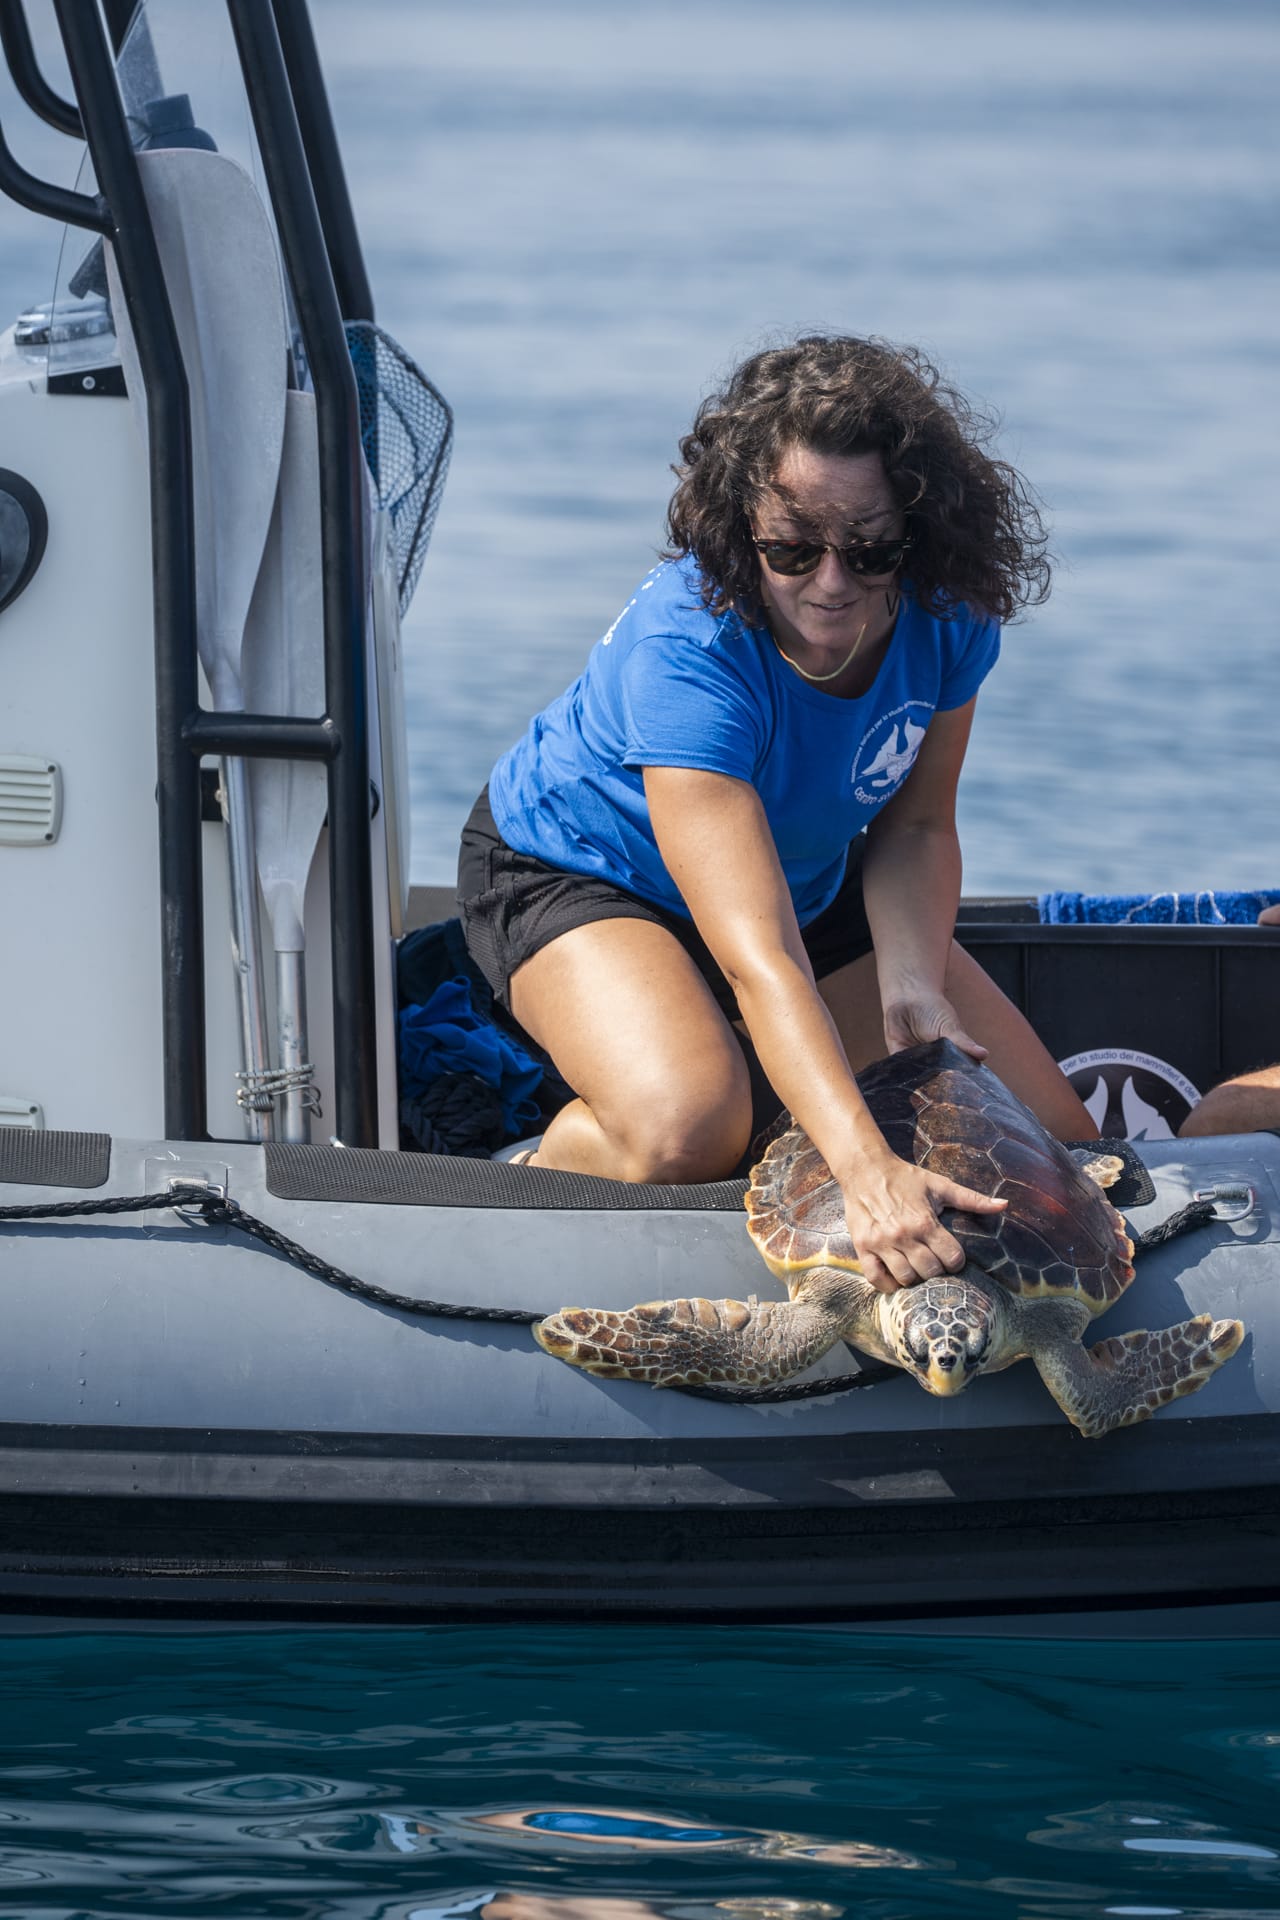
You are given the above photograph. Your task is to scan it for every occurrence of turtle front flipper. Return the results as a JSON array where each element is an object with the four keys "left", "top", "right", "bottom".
[
  {"left": 534, "top": 1272, "right": 863, "bottom": 1389},
  {"left": 1032, "top": 1314, "right": 1245, "bottom": 1438}
]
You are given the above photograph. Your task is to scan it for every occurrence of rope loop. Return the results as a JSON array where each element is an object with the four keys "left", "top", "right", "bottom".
[{"left": 236, "top": 1066, "right": 322, "bottom": 1116}]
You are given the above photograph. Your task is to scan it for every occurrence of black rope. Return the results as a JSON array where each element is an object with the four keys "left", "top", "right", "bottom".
[
  {"left": 1130, "top": 1198, "right": 1219, "bottom": 1254},
  {"left": 0, "top": 1182, "right": 1222, "bottom": 1407},
  {"left": 199, "top": 1194, "right": 543, "bottom": 1325},
  {"left": 399, "top": 1070, "right": 505, "bottom": 1158},
  {"left": 676, "top": 1361, "right": 900, "bottom": 1402},
  {"left": 0, "top": 1186, "right": 540, "bottom": 1326},
  {"left": 0, "top": 1190, "right": 188, "bottom": 1223}
]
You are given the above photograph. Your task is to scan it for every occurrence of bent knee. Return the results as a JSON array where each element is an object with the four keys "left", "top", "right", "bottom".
[
  {"left": 608, "top": 1065, "right": 753, "bottom": 1185},
  {"left": 617, "top": 1119, "right": 752, "bottom": 1184}
]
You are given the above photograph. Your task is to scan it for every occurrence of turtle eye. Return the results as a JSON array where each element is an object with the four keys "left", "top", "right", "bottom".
[{"left": 963, "top": 1328, "right": 992, "bottom": 1370}]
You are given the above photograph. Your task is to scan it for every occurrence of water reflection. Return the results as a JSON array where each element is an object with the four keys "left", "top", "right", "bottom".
[
  {"left": 402, "top": 1899, "right": 847, "bottom": 1919},
  {"left": 466, "top": 1803, "right": 922, "bottom": 1869}
]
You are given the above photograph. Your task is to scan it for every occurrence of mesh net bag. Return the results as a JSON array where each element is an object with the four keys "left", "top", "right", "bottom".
[{"left": 345, "top": 319, "right": 453, "bottom": 617}]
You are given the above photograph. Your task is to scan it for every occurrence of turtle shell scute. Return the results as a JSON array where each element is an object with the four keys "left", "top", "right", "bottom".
[
  {"left": 916, "top": 1140, "right": 1000, "bottom": 1191},
  {"left": 917, "top": 1099, "right": 1006, "bottom": 1153},
  {"left": 986, "top": 1134, "right": 1064, "bottom": 1188},
  {"left": 744, "top": 1037, "right": 1133, "bottom": 1306}
]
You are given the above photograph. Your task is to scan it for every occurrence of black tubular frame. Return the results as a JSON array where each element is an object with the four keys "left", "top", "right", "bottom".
[
  {"left": 0, "top": 0, "right": 382, "bottom": 1145},
  {"left": 0, "top": 0, "right": 81, "bottom": 137},
  {"left": 270, "top": 0, "right": 374, "bottom": 325},
  {"left": 226, "top": 0, "right": 378, "bottom": 1148}
]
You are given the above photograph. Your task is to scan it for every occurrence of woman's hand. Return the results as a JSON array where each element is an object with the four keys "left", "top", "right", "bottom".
[
  {"left": 840, "top": 1147, "right": 1007, "bottom": 1293},
  {"left": 883, "top": 990, "right": 987, "bottom": 1061}
]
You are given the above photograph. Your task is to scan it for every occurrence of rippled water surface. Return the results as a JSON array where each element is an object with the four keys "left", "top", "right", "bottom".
[
  {"left": 0, "top": 1624, "right": 1277, "bottom": 1919},
  {"left": 311, "top": 0, "right": 1278, "bottom": 895}
]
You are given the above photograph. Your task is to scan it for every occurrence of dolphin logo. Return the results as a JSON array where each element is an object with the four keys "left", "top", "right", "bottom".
[
  {"left": 859, "top": 717, "right": 927, "bottom": 790},
  {"left": 1082, "top": 1071, "right": 1176, "bottom": 1141}
]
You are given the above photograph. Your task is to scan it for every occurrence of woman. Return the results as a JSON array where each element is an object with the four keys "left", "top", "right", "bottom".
[{"left": 458, "top": 335, "right": 1095, "bottom": 1293}]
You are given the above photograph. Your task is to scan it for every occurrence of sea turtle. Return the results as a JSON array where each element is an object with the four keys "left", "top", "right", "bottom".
[{"left": 534, "top": 1038, "right": 1244, "bottom": 1437}]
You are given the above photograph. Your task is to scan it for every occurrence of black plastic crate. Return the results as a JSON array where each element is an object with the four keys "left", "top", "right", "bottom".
[{"left": 957, "top": 913, "right": 1280, "bottom": 1133}]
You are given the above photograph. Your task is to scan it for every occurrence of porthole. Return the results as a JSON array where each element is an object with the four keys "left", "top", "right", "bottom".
[{"left": 0, "top": 470, "right": 49, "bottom": 616}]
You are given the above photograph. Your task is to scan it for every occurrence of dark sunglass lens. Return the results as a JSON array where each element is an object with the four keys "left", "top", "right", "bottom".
[
  {"left": 845, "top": 540, "right": 904, "bottom": 576},
  {"left": 761, "top": 542, "right": 824, "bottom": 576}
]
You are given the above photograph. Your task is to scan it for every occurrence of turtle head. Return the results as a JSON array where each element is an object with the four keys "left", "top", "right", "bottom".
[{"left": 888, "top": 1275, "right": 998, "bottom": 1397}]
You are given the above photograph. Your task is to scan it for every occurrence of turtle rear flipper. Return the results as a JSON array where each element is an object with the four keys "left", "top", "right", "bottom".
[
  {"left": 534, "top": 1274, "right": 861, "bottom": 1388},
  {"left": 1034, "top": 1315, "right": 1245, "bottom": 1439}
]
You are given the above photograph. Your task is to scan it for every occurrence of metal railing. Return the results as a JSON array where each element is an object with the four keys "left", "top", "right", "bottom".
[{"left": 0, "top": 0, "right": 382, "bottom": 1145}]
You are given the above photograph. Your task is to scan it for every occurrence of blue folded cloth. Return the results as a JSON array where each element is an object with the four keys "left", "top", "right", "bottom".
[
  {"left": 1039, "top": 890, "right": 1280, "bottom": 926},
  {"left": 398, "top": 977, "right": 544, "bottom": 1137}
]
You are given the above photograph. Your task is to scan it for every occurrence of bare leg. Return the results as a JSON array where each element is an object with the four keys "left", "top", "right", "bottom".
[
  {"left": 818, "top": 941, "right": 1098, "bottom": 1140},
  {"left": 510, "top": 917, "right": 752, "bottom": 1182},
  {"left": 1179, "top": 1064, "right": 1280, "bottom": 1137}
]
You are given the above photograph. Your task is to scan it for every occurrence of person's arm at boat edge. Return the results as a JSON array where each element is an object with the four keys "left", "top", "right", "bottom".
[
  {"left": 860, "top": 695, "right": 986, "bottom": 1059},
  {"left": 643, "top": 762, "right": 1006, "bottom": 1295}
]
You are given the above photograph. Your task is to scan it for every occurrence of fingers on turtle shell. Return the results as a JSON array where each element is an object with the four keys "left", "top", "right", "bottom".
[
  {"left": 533, "top": 1293, "right": 838, "bottom": 1388},
  {"left": 1057, "top": 1314, "right": 1245, "bottom": 1439}
]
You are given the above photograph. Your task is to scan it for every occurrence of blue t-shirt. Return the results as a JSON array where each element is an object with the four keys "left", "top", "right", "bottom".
[{"left": 489, "top": 556, "right": 999, "bottom": 925}]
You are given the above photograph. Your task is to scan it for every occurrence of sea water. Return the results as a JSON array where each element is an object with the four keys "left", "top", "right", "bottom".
[
  {"left": 319, "top": 0, "right": 1279, "bottom": 898},
  {"left": 0, "top": 0, "right": 1278, "bottom": 1911},
  {"left": 0, "top": 1623, "right": 1276, "bottom": 1918}
]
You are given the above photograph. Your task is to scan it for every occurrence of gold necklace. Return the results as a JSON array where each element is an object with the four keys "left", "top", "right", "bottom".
[{"left": 771, "top": 618, "right": 868, "bottom": 684}]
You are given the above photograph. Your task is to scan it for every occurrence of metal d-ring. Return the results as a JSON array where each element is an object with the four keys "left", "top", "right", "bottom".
[{"left": 1192, "top": 1183, "right": 1257, "bottom": 1224}]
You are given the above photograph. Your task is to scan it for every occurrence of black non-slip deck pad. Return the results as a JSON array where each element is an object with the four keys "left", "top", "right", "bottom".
[
  {"left": 265, "top": 1142, "right": 749, "bottom": 1211},
  {"left": 1080, "top": 1138, "right": 1156, "bottom": 1210},
  {"left": 265, "top": 1135, "right": 1154, "bottom": 1214},
  {"left": 0, "top": 1129, "right": 109, "bottom": 1190}
]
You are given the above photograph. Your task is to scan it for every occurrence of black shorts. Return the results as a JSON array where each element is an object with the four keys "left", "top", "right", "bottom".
[{"left": 456, "top": 787, "right": 873, "bottom": 1024}]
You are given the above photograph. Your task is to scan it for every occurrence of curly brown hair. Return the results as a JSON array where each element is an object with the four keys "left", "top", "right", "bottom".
[{"left": 665, "top": 334, "right": 1051, "bottom": 625}]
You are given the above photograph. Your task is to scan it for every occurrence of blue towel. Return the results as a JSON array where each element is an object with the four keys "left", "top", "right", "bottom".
[
  {"left": 1039, "top": 890, "right": 1280, "bottom": 926},
  {"left": 398, "top": 977, "right": 544, "bottom": 1136}
]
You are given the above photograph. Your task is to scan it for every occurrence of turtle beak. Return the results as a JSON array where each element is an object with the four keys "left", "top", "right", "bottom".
[{"left": 924, "top": 1349, "right": 969, "bottom": 1397}]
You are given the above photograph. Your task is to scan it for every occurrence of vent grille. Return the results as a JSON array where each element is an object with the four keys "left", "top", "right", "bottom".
[{"left": 0, "top": 756, "right": 61, "bottom": 844}]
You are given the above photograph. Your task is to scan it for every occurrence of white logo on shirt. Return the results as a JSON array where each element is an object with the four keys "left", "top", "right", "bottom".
[{"left": 850, "top": 703, "right": 933, "bottom": 806}]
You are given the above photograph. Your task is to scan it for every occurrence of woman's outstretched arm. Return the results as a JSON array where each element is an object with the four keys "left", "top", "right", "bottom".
[{"left": 644, "top": 764, "right": 1005, "bottom": 1292}]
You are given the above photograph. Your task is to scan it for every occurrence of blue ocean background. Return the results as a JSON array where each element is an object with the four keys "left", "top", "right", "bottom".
[
  {"left": 321, "top": 0, "right": 1279, "bottom": 897},
  {"left": 1, "top": 1, "right": 1280, "bottom": 1913}
]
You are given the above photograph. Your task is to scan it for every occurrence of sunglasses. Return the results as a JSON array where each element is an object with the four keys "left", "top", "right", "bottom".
[{"left": 753, "top": 535, "right": 911, "bottom": 579}]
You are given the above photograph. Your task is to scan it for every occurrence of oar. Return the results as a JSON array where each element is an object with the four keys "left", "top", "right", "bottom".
[
  {"left": 243, "top": 391, "right": 328, "bottom": 1142},
  {"left": 107, "top": 147, "right": 287, "bottom": 1140}
]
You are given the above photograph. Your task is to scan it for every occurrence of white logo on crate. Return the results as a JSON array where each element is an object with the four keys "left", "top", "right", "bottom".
[{"left": 1058, "top": 1048, "right": 1201, "bottom": 1141}]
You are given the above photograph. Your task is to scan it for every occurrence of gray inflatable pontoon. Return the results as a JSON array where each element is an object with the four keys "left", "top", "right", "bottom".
[{"left": 1, "top": 1122, "right": 1278, "bottom": 1622}]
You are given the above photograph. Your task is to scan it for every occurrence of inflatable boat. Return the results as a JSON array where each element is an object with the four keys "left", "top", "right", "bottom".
[{"left": 1, "top": 0, "right": 1278, "bottom": 1626}]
